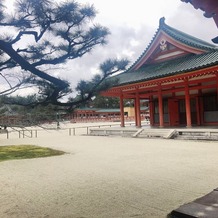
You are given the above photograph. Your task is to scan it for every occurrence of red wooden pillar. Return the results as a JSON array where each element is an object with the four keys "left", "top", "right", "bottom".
[
  {"left": 136, "top": 91, "right": 141, "bottom": 127},
  {"left": 134, "top": 98, "right": 138, "bottom": 127},
  {"left": 149, "top": 95, "right": 154, "bottom": 126},
  {"left": 158, "top": 84, "right": 164, "bottom": 127},
  {"left": 184, "top": 79, "right": 192, "bottom": 127},
  {"left": 119, "top": 93, "right": 125, "bottom": 127}
]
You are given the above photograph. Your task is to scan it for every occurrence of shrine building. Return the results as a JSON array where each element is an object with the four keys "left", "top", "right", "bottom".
[{"left": 101, "top": 18, "right": 218, "bottom": 128}]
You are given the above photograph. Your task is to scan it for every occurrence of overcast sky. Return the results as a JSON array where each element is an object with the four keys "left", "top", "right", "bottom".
[{"left": 6, "top": 0, "right": 218, "bottom": 92}]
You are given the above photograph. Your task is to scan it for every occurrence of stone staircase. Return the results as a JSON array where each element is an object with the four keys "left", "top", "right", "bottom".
[
  {"left": 137, "top": 129, "right": 176, "bottom": 139},
  {"left": 89, "top": 127, "right": 218, "bottom": 140},
  {"left": 176, "top": 129, "right": 218, "bottom": 141},
  {"left": 89, "top": 128, "right": 139, "bottom": 137},
  {"left": 89, "top": 128, "right": 177, "bottom": 139}
]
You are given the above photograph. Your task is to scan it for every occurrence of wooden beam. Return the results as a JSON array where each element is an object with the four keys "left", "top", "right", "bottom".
[
  {"left": 106, "top": 74, "right": 218, "bottom": 97},
  {"left": 103, "top": 67, "right": 218, "bottom": 96}
]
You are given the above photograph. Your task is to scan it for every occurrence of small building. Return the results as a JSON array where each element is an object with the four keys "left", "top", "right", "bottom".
[
  {"left": 102, "top": 18, "right": 218, "bottom": 128},
  {"left": 71, "top": 107, "right": 149, "bottom": 123}
]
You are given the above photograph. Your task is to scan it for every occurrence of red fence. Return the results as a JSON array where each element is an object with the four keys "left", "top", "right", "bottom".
[{"left": 70, "top": 116, "right": 148, "bottom": 123}]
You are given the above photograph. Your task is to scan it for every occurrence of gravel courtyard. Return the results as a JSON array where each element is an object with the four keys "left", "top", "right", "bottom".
[{"left": 0, "top": 126, "right": 218, "bottom": 218}]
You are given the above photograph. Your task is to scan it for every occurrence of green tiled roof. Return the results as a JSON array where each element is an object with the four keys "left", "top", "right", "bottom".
[
  {"left": 128, "top": 18, "right": 218, "bottom": 72},
  {"left": 97, "top": 108, "right": 120, "bottom": 113},
  {"left": 75, "top": 107, "right": 148, "bottom": 113},
  {"left": 113, "top": 51, "right": 218, "bottom": 86},
  {"left": 161, "top": 20, "right": 217, "bottom": 51},
  {"left": 75, "top": 107, "right": 120, "bottom": 113},
  {"left": 97, "top": 107, "right": 148, "bottom": 112},
  {"left": 76, "top": 107, "right": 98, "bottom": 111},
  {"left": 110, "top": 18, "right": 218, "bottom": 87}
]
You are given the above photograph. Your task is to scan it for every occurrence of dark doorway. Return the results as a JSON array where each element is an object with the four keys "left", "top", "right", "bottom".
[
  {"left": 190, "top": 98, "right": 197, "bottom": 125},
  {"left": 168, "top": 99, "right": 179, "bottom": 126},
  {"left": 179, "top": 98, "right": 197, "bottom": 126},
  {"left": 179, "top": 99, "right": 186, "bottom": 125}
]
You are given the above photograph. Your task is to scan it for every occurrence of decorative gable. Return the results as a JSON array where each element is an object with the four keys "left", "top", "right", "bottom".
[
  {"left": 131, "top": 17, "right": 217, "bottom": 71},
  {"left": 146, "top": 39, "right": 189, "bottom": 64}
]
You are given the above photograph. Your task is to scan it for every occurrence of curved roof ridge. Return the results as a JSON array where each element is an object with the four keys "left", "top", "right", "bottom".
[
  {"left": 161, "top": 20, "right": 218, "bottom": 51},
  {"left": 126, "top": 17, "right": 218, "bottom": 72}
]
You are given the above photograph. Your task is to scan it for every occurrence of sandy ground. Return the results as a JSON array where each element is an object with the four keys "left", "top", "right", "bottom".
[{"left": 0, "top": 122, "right": 218, "bottom": 218}]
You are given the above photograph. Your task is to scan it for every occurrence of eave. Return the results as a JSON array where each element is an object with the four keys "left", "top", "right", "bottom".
[{"left": 101, "top": 65, "right": 218, "bottom": 98}]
